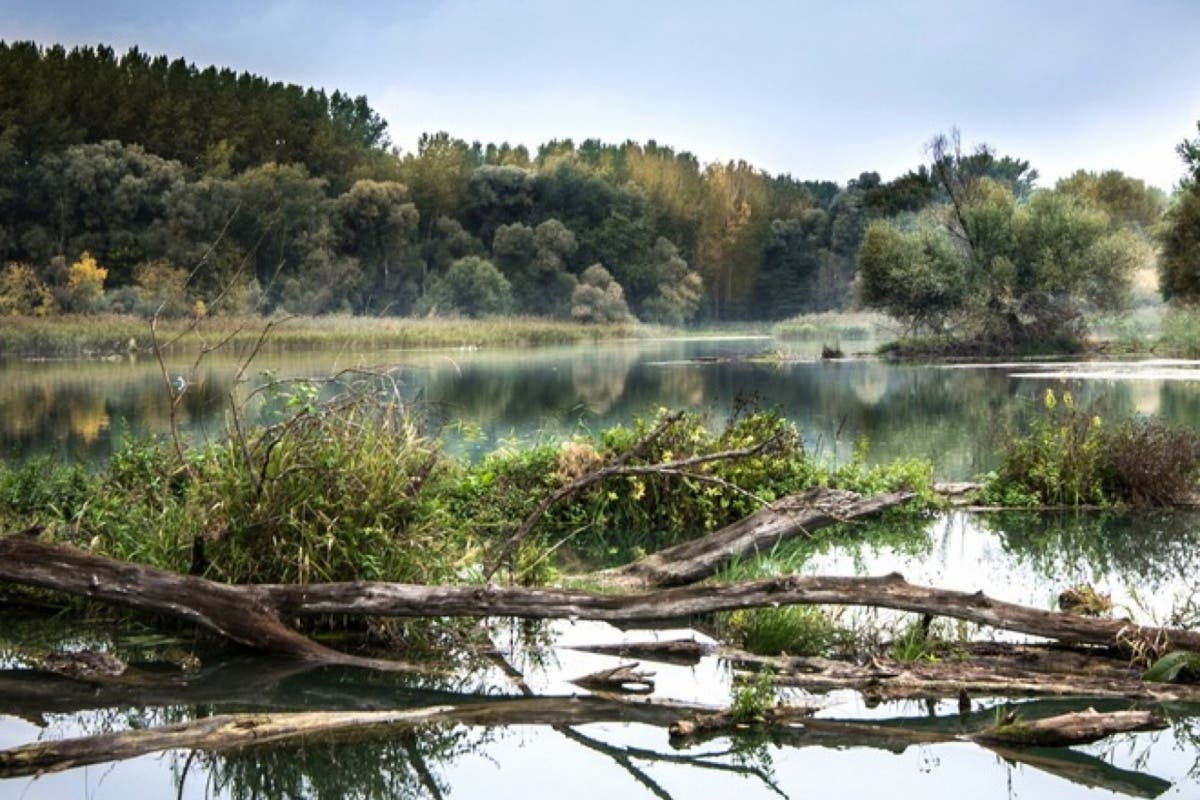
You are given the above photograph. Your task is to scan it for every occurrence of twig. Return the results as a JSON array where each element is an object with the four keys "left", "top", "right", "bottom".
[{"left": 484, "top": 413, "right": 780, "bottom": 581}]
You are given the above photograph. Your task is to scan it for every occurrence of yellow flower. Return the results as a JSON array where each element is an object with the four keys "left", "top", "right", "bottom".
[{"left": 1043, "top": 389, "right": 1056, "bottom": 410}]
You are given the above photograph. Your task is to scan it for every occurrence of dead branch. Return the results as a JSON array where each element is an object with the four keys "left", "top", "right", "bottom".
[
  {"left": 570, "top": 662, "right": 656, "bottom": 694},
  {"left": 596, "top": 487, "right": 915, "bottom": 587},
  {"left": 484, "top": 411, "right": 786, "bottom": 580},
  {"left": 733, "top": 643, "right": 1200, "bottom": 703},
  {"left": 568, "top": 638, "right": 715, "bottom": 666},
  {"left": 5, "top": 529, "right": 1200, "bottom": 670},
  {"left": 973, "top": 709, "right": 1166, "bottom": 747}
]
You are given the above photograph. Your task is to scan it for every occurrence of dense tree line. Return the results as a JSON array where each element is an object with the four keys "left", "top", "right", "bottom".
[{"left": 0, "top": 41, "right": 1177, "bottom": 337}]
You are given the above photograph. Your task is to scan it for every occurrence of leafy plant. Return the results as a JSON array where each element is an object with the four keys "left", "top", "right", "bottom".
[
  {"left": 731, "top": 667, "right": 776, "bottom": 723},
  {"left": 1143, "top": 651, "right": 1200, "bottom": 683}
]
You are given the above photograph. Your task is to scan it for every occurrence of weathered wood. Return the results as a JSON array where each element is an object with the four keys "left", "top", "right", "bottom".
[
  {"left": 0, "top": 535, "right": 421, "bottom": 672},
  {"left": 973, "top": 709, "right": 1167, "bottom": 747},
  {"left": 5, "top": 534, "right": 1200, "bottom": 665},
  {"left": 570, "top": 662, "right": 656, "bottom": 694},
  {"left": 0, "top": 696, "right": 722, "bottom": 778},
  {"left": 568, "top": 638, "right": 715, "bottom": 666},
  {"left": 597, "top": 488, "right": 916, "bottom": 587},
  {"left": 668, "top": 704, "right": 816, "bottom": 738},
  {"left": 0, "top": 699, "right": 1168, "bottom": 790},
  {"left": 737, "top": 644, "right": 1200, "bottom": 703}
]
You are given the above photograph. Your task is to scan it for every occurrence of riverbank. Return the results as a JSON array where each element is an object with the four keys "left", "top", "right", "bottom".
[{"left": 0, "top": 314, "right": 669, "bottom": 358}]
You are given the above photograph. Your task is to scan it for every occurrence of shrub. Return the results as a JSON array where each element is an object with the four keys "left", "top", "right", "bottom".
[
  {"left": 1103, "top": 418, "right": 1200, "bottom": 505},
  {"left": 571, "top": 264, "right": 632, "bottom": 323},
  {"left": 0, "top": 262, "right": 56, "bottom": 316},
  {"left": 983, "top": 391, "right": 1200, "bottom": 506}
]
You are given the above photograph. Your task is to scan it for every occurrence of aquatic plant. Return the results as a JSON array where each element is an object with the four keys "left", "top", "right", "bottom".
[
  {"left": 730, "top": 666, "right": 776, "bottom": 723},
  {"left": 982, "top": 390, "right": 1200, "bottom": 507}
]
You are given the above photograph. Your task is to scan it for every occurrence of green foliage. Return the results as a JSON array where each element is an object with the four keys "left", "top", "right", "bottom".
[
  {"left": 859, "top": 133, "right": 1151, "bottom": 351},
  {"left": 1055, "top": 169, "right": 1166, "bottom": 231},
  {"left": 722, "top": 606, "right": 856, "bottom": 657},
  {"left": 983, "top": 389, "right": 1107, "bottom": 507},
  {"left": 983, "top": 392, "right": 1200, "bottom": 507},
  {"left": 890, "top": 618, "right": 941, "bottom": 662},
  {"left": 0, "top": 262, "right": 55, "bottom": 316},
  {"left": 422, "top": 256, "right": 513, "bottom": 318},
  {"left": 1159, "top": 184, "right": 1200, "bottom": 303},
  {"left": 571, "top": 264, "right": 633, "bottom": 323},
  {"left": 0, "top": 457, "right": 93, "bottom": 525},
  {"left": 1159, "top": 307, "right": 1200, "bottom": 356},
  {"left": 640, "top": 238, "right": 704, "bottom": 325},
  {"left": 730, "top": 667, "right": 776, "bottom": 723},
  {"left": 1143, "top": 651, "right": 1200, "bottom": 683}
]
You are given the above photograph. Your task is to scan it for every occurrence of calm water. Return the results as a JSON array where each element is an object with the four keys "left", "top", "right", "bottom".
[
  {"left": 3, "top": 511, "right": 1200, "bottom": 799},
  {"left": 6, "top": 337, "right": 1200, "bottom": 479},
  {"left": 4, "top": 339, "right": 1200, "bottom": 798}
]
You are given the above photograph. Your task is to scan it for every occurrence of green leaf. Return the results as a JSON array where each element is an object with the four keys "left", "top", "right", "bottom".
[{"left": 1144, "top": 651, "right": 1200, "bottom": 683}]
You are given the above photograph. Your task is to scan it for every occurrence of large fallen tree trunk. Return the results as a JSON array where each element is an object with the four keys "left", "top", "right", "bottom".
[
  {"left": 0, "top": 534, "right": 421, "bottom": 672},
  {"left": 0, "top": 699, "right": 1168, "bottom": 791},
  {"left": 4, "top": 534, "right": 1200, "bottom": 665}
]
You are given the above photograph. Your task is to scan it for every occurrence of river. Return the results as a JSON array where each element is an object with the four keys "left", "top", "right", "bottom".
[{"left": 3, "top": 338, "right": 1200, "bottom": 798}]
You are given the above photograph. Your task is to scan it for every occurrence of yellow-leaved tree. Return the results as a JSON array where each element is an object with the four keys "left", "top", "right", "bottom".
[
  {"left": 0, "top": 263, "right": 56, "bottom": 316},
  {"left": 66, "top": 252, "right": 108, "bottom": 312}
]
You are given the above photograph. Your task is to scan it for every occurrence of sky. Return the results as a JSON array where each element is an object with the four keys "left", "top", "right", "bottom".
[{"left": 3, "top": 0, "right": 1200, "bottom": 189}]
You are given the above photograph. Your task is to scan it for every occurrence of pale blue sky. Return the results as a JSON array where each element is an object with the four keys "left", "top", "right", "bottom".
[{"left": 3, "top": 0, "right": 1199, "bottom": 189}]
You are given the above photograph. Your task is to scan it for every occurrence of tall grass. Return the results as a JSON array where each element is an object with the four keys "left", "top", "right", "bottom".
[
  {"left": 771, "top": 311, "right": 892, "bottom": 342},
  {"left": 0, "top": 313, "right": 658, "bottom": 358},
  {"left": 1, "top": 402, "right": 938, "bottom": 592}
]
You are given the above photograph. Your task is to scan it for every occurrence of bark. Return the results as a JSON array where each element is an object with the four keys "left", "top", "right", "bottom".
[
  {"left": 570, "top": 662, "right": 655, "bottom": 694},
  {"left": 0, "top": 535, "right": 421, "bottom": 673},
  {"left": 0, "top": 699, "right": 1168, "bottom": 790},
  {"left": 0, "top": 695, "right": 722, "bottom": 778},
  {"left": 973, "top": 709, "right": 1166, "bottom": 747},
  {"left": 596, "top": 488, "right": 916, "bottom": 587},
  {"left": 5, "top": 534, "right": 1200, "bottom": 667},
  {"left": 738, "top": 643, "right": 1200, "bottom": 703},
  {"left": 568, "top": 638, "right": 715, "bottom": 666}
]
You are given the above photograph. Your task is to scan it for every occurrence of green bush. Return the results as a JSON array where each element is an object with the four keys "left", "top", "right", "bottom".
[{"left": 983, "top": 391, "right": 1200, "bottom": 506}]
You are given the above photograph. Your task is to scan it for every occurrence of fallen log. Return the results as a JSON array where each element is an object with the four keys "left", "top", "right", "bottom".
[
  {"left": 4, "top": 534, "right": 1200, "bottom": 665},
  {"left": 0, "top": 534, "right": 422, "bottom": 673},
  {"left": 973, "top": 709, "right": 1166, "bottom": 747},
  {"left": 0, "top": 695, "right": 722, "bottom": 778},
  {"left": 568, "top": 638, "right": 716, "bottom": 666},
  {"left": 570, "top": 662, "right": 655, "bottom": 694},
  {"left": 734, "top": 644, "right": 1200, "bottom": 703},
  {"left": 596, "top": 488, "right": 916, "bottom": 587},
  {"left": 0, "top": 698, "right": 1169, "bottom": 789}
]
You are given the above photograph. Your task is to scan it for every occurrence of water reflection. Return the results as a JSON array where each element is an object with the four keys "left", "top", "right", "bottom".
[
  {"left": 8, "top": 344, "right": 1200, "bottom": 479},
  {"left": 4, "top": 508, "right": 1200, "bottom": 798}
]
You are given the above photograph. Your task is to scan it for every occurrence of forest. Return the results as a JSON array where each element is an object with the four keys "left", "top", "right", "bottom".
[{"left": 0, "top": 41, "right": 1196, "bottom": 349}]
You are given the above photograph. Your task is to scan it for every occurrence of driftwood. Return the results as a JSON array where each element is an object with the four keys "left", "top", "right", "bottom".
[
  {"left": 973, "top": 709, "right": 1166, "bottom": 747},
  {"left": 735, "top": 643, "right": 1200, "bottom": 703},
  {"left": 667, "top": 704, "right": 817, "bottom": 737},
  {"left": 4, "top": 533, "right": 1200, "bottom": 671},
  {"left": 0, "top": 697, "right": 1169, "bottom": 787},
  {"left": 0, "top": 534, "right": 422, "bottom": 673},
  {"left": 568, "top": 638, "right": 716, "bottom": 666},
  {"left": 570, "top": 662, "right": 656, "bottom": 694},
  {"left": 596, "top": 488, "right": 915, "bottom": 587}
]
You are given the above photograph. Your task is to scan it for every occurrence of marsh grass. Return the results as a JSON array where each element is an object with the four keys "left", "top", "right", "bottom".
[
  {"left": 1158, "top": 307, "right": 1200, "bottom": 357},
  {"left": 0, "top": 313, "right": 657, "bottom": 358},
  {"left": 771, "top": 311, "right": 891, "bottom": 342}
]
